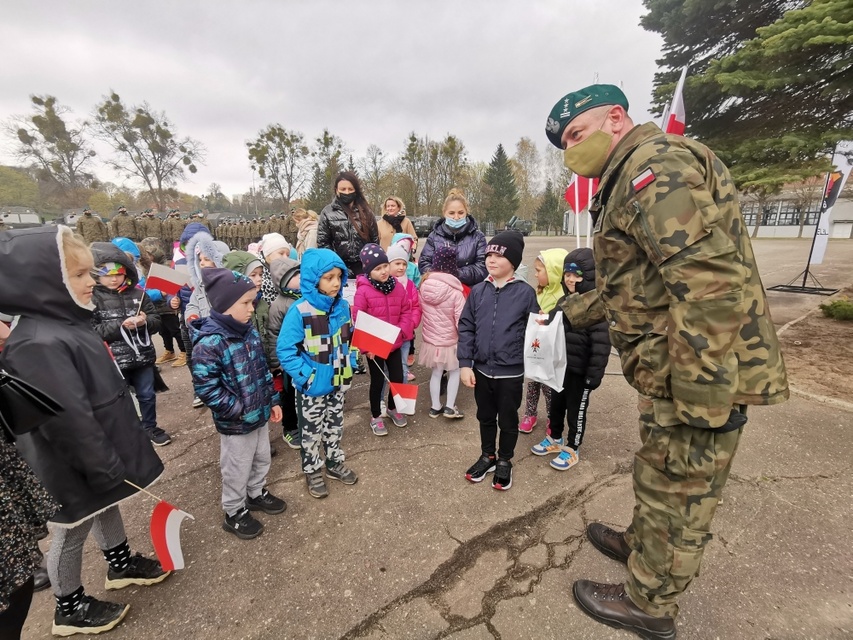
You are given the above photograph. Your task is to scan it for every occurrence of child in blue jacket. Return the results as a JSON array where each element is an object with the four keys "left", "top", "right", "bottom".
[
  {"left": 276, "top": 248, "right": 359, "bottom": 500},
  {"left": 191, "top": 268, "right": 285, "bottom": 540}
]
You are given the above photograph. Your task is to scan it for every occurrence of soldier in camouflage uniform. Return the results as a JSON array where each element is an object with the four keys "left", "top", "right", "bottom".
[
  {"left": 282, "top": 211, "right": 299, "bottom": 247},
  {"left": 137, "top": 209, "right": 163, "bottom": 247},
  {"left": 76, "top": 207, "right": 109, "bottom": 243},
  {"left": 544, "top": 85, "right": 788, "bottom": 639},
  {"left": 109, "top": 205, "right": 136, "bottom": 240}
]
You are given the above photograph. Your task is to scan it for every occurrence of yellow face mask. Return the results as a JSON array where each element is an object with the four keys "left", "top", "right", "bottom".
[{"left": 562, "top": 118, "right": 613, "bottom": 178}]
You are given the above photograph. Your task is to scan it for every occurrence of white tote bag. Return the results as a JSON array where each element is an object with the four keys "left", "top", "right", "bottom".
[{"left": 523, "top": 310, "right": 567, "bottom": 392}]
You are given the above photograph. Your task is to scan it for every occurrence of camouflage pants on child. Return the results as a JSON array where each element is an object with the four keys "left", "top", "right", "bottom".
[
  {"left": 296, "top": 390, "right": 346, "bottom": 474},
  {"left": 624, "top": 394, "right": 743, "bottom": 619}
]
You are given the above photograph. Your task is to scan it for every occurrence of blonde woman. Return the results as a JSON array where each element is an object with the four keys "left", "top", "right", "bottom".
[
  {"left": 293, "top": 208, "right": 318, "bottom": 259},
  {"left": 377, "top": 196, "right": 417, "bottom": 251}
]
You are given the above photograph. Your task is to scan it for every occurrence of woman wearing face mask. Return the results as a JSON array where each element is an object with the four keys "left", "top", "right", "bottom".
[
  {"left": 317, "top": 172, "right": 380, "bottom": 295},
  {"left": 377, "top": 196, "right": 418, "bottom": 251},
  {"left": 418, "top": 188, "right": 487, "bottom": 288}
]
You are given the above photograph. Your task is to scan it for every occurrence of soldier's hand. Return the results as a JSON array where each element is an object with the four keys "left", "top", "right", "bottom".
[
  {"left": 460, "top": 367, "right": 476, "bottom": 388},
  {"left": 716, "top": 408, "right": 748, "bottom": 433}
]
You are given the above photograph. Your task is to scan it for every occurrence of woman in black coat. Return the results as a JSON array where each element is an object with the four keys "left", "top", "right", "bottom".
[{"left": 0, "top": 227, "right": 169, "bottom": 636}]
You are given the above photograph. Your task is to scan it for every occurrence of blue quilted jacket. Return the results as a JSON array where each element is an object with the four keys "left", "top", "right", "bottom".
[{"left": 191, "top": 313, "right": 278, "bottom": 435}]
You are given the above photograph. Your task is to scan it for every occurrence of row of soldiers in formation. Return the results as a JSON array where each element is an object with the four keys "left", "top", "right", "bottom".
[{"left": 74, "top": 205, "right": 299, "bottom": 248}]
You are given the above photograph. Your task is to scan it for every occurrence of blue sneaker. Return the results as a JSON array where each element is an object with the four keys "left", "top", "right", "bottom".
[
  {"left": 531, "top": 435, "right": 563, "bottom": 456},
  {"left": 550, "top": 447, "right": 579, "bottom": 471}
]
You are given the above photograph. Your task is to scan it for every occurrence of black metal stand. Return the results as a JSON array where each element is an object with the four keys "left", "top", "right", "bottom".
[{"left": 768, "top": 269, "right": 838, "bottom": 296}]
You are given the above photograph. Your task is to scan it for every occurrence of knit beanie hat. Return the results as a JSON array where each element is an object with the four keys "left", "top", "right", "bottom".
[
  {"left": 386, "top": 243, "right": 410, "bottom": 264},
  {"left": 202, "top": 268, "right": 257, "bottom": 314},
  {"left": 96, "top": 261, "right": 126, "bottom": 277},
  {"left": 485, "top": 230, "right": 524, "bottom": 270},
  {"left": 259, "top": 233, "right": 291, "bottom": 260},
  {"left": 360, "top": 243, "right": 388, "bottom": 274},
  {"left": 432, "top": 246, "right": 459, "bottom": 279}
]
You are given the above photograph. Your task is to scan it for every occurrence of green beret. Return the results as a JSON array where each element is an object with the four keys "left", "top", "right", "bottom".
[{"left": 545, "top": 84, "right": 629, "bottom": 148}]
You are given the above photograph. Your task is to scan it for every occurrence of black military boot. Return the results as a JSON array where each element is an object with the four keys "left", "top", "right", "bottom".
[
  {"left": 572, "top": 581, "right": 676, "bottom": 640},
  {"left": 587, "top": 522, "right": 632, "bottom": 564}
]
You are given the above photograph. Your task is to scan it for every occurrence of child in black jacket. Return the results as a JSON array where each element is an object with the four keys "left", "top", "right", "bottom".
[{"left": 531, "top": 248, "right": 610, "bottom": 470}]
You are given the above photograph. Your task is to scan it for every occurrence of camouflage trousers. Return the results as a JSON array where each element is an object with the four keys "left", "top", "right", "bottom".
[
  {"left": 624, "top": 394, "right": 743, "bottom": 619},
  {"left": 296, "top": 390, "right": 346, "bottom": 474}
]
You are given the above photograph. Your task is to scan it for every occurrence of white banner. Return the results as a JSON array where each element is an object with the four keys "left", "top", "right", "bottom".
[{"left": 811, "top": 150, "right": 852, "bottom": 266}]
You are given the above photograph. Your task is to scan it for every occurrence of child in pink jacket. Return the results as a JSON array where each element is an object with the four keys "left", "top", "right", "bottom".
[
  {"left": 418, "top": 246, "right": 466, "bottom": 419},
  {"left": 353, "top": 244, "right": 414, "bottom": 436},
  {"left": 387, "top": 242, "right": 422, "bottom": 382}
]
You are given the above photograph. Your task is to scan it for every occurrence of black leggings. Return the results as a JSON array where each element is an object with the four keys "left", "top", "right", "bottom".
[
  {"left": 0, "top": 576, "right": 34, "bottom": 640},
  {"left": 549, "top": 371, "right": 591, "bottom": 449},
  {"left": 159, "top": 313, "right": 185, "bottom": 353},
  {"left": 367, "top": 349, "right": 403, "bottom": 418}
]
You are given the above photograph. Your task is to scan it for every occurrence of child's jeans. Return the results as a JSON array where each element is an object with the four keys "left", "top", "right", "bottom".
[
  {"left": 123, "top": 365, "right": 156, "bottom": 430},
  {"left": 219, "top": 424, "right": 272, "bottom": 515}
]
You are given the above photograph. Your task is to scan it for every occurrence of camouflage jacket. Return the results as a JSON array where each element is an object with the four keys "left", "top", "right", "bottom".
[
  {"left": 76, "top": 214, "right": 109, "bottom": 243},
  {"left": 136, "top": 216, "right": 162, "bottom": 240},
  {"left": 560, "top": 122, "right": 788, "bottom": 429},
  {"left": 110, "top": 213, "right": 137, "bottom": 240}
]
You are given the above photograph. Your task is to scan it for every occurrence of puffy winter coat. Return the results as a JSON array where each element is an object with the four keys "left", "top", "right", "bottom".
[
  {"left": 191, "top": 313, "right": 277, "bottom": 435},
  {"left": 316, "top": 200, "right": 379, "bottom": 276},
  {"left": 90, "top": 243, "right": 161, "bottom": 371},
  {"left": 0, "top": 226, "right": 163, "bottom": 527},
  {"left": 222, "top": 250, "right": 272, "bottom": 366},
  {"left": 183, "top": 232, "right": 228, "bottom": 322},
  {"left": 419, "top": 272, "right": 465, "bottom": 347},
  {"left": 536, "top": 248, "right": 569, "bottom": 313},
  {"left": 277, "top": 249, "right": 358, "bottom": 397},
  {"left": 266, "top": 256, "right": 302, "bottom": 370},
  {"left": 353, "top": 275, "right": 414, "bottom": 347},
  {"left": 557, "top": 248, "right": 611, "bottom": 388},
  {"left": 458, "top": 277, "right": 539, "bottom": 377},
  {"left": 400, "top": 277, "right": 422, "bottom": 331},
  {"left": 418, "top": 216, "right": 487, "bottom": 287},
  {"left": 296, "top": 219, "right": 318, "bottom": 258}
]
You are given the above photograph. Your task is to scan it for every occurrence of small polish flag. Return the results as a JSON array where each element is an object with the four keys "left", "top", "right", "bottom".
[
  {"left": 631, "top": 168, "right": 656, "bottom": 193},
  {"left": 390, "top": 382, "right": 418, "bottom": 415},
  {"left": 351, "top": 312, "right": 401, "bottom": 359},
  {"left": 146, "top": 262, "right": 190, "bottom": 296},
  {"left": 150, "top": 500, "right": 194, "bottom": 571},
  {"left": 662, "top": 65, "right": 688, "bottom": 136}
]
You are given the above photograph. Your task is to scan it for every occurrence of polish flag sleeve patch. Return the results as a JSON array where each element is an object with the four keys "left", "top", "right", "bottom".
[{"left": 632, "top": 168, "right": 656, "bottom": 192}]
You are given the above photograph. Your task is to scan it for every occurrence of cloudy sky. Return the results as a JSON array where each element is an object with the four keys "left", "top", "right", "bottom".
[{"left": 0, "top": 1, "right": 663, "bottom": 200}]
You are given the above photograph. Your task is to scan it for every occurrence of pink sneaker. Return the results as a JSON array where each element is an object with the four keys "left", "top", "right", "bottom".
[{"left": 519, "top": 416, "right": 537, "bottom": 434}]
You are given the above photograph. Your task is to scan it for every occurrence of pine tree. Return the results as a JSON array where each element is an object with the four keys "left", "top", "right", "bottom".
[
  {"left": 534, "top": 181, "right": 563, "bottom": 236},
  {"left": 482, "top": 144, "right": 520, "bottom": 225}
]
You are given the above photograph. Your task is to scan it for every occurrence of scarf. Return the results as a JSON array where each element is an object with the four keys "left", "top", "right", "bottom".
[
  {"left": 368, "top": 276, "right": 396, "bottom": 295},
  {"left": 210, "top": 309, "right": 252, "bottom": 337},
  {"left": 382, "top": 214, "right": 404, "bottom": 233}
]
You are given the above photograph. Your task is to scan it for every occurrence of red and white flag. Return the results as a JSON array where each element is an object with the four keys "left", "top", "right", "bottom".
[
  {"left": 351, "top": 312, "right": 401, "bottom": 359},
  {"left": 390, "top": 382, "right": 418, "bottom": 415},
  {"left": 150, "top": 500, "right": 194, "bottom": 571},
  {"left": 564, "top": 175, "right": 599, "bottom": 215},
  {"left": 662, "top": 65, "right": 688, "bottom": 135},
  {"left": 146, "top": 262, "right": 190, "bottom": 296}
]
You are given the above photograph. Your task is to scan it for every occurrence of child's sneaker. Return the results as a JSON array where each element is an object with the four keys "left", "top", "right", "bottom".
[
  {"left": 519, "top": 416, "right": 537, "bottom": 434},
  {"left": 105, "top": 553, "right": 170, "bottom": 590},
  {"left": 155, "top": 351, "right": 176, "bottom": 364},
  {"left": 170, "top": 353, "right": 187, "bottom": 367},
  {"left": 406, "top": 371, "right": 416, "bottom": 382},
  {"left": 531, "top": 435, "right": 563, "bottom": 456},
  {"left": 370, "top": 418, "right": 388, "bottom": 436},
  {"left": 465, "top": 454, "right": 496, "bottom": 483},
  {"left": 428, "top": 407, "right": 444, "bottom": 418},
  {"left": 145, "top": 426, "right": 172, "bottom": 447},
  {"left": 388, "top": 410, "right": 408, "bottom": 428},
  {"left": 246, "top": 488, "right": 287, "bottom": 514},
  {"left": 550, "top": 447, "right": 580, "bottom": 471},
  {"left": 222, "top": 507, "right": 263, "bottom": 539},
  {"left": 192, "top": 395, "right": 204, "bottom": 408},
  {"left": 305, "top": 471, "right": 329, "bottom": 498},
  {"left": 492, "top": 459, "right": 513, "bottom": 491},
  {"left": 407, "top": 353, "right": 415, "bottom": 367},
  {"left": 442, "top": 406, "right": 464, "bottom": 419},
  {"left": 326, "top": 462, "right": 358, "bottom": 485},
  {"left": 282, "top": 430, "right": 301, "bottom": 450},
  {"left": 52, "top": 595, "right": 129, "bottom": 637}
]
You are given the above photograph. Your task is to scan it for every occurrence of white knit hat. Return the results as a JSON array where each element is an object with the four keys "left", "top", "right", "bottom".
[
  {"left": 386, "top": 243, "right": 410, "bottom": 264},
  {"left": 259, "top": 233, "right": 291, "bottom": 260}
]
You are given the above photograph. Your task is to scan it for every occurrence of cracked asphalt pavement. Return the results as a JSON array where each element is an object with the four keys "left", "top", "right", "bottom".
[{"left": 21, "top": 238, "right": 853, "bottom": 640}]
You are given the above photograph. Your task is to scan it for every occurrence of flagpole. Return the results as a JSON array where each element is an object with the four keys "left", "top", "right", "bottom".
[
  {"left": 586, "top": 178, "right": 593, "bottom": 248},
  {"left": 801, "top": 169, "right": 833, "bottom": 288},
  {"left": 124, "top": 479, "right": 164, "bottom": 503},
  {"left": 573, "top": 177, "right": 580, "bottom": 248}
]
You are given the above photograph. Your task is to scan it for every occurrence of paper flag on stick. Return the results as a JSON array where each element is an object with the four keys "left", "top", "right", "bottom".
[
  {"left": 390, "top": 382, "right": 418, "bottom": 415},
  {"left": 150, "top": 500, "right": 194, "bottom": 571},
  {"left": 351, "top": 312, "right": 401, "bottom": 359},
  {"left": 146, "top": 262, "right": 190, "bottom": 296}
]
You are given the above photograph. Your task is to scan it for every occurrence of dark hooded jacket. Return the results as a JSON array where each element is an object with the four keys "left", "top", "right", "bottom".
[
  {"left": 316, "top": 199, "right": 380, "bottom": 276},
  {"left": 90, "top": 242, "right": 161, "bottom": 371},
  {"left": 0, "top": 227, "right": 163, "bottom": 527},
  {"left": 266, "top": 256, "right": 301, "bottom": 370},
  {"left": 554, "top": 248, "right": 611, "bottom": 387},
  {"left": 418, "top": 216, "right": 487, "bottom": 287}
]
